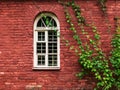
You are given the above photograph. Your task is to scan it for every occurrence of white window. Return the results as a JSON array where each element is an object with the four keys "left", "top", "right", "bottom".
[{"left": 33, "top": 13, "right": 60, "bottom": 70}]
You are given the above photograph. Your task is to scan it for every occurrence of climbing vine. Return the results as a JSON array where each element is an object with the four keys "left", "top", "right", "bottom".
[
  {"left": 58, "top": 0, "right": 120, "bottom": 90},
  {"left": 110, "top": 23, "right": 120, "bottom": 89},
  {"left": 98, "top": 0, "right": 107, "bottom": 13}
]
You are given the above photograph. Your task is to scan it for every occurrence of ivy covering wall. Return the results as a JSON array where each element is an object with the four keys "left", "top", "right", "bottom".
[{"left": 58, "top": 0, "right": 120, "bottom": 90}]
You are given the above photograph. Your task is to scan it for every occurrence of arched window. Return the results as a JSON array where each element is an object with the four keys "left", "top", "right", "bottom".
[{"left": 33, "top": 13, "right": 60, "bottom": 70}]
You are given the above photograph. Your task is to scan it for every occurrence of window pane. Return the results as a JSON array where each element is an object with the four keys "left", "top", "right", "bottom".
[
  {"left": 48, "top": 43, "right": 57, "bottom": 53},
  {"left": 48, "top": 31, "right": 57, "bottom": 41},
  {"left": 38, "top": 55, "right": 45, "bottom": 65},
  {"left": 37, "top": 19, "right": 44, "bottom": 27},
  {"left": 37, "top": 16, "right": 57, "bottom": 27},
  {"left": 38, "top": 32, "right": 45, "bottom": 41},
  {"left": 48, "top": 55, "right": 57, "bottom": 66},
  {"left": 37, "top": 43, "right": 46, "bottom": 53}
]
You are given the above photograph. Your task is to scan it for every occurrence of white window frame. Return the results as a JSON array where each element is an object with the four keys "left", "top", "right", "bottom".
[{"left": 33, "top": 13, "right": 60, "bottom": 70}]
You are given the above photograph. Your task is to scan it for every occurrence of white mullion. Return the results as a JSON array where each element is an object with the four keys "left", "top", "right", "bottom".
[
  {"left": 45, "top": 30, "right": 48, "bottom": 67},
  {"left": 57, "top": 30, "right": 60, "bottom": 67},
  {"left": 36, "top": 31, "right": 39, "bottom": 66},
  {"left": 34, "top": 31, "right": 38, "bottom": 67},
  {"left": 41, "top": 18, "right": 47, "bottom": 27},
  {"left": 36, "top": 31, "right": 40, "bottom": 66},
  {"left": 35, "top": 27, "right": 58, "bottom": 31}
]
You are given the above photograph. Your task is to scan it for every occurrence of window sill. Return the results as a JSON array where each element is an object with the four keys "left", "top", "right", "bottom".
[{"left": 33, "top": 67, "right": 60, "bottom": 71}]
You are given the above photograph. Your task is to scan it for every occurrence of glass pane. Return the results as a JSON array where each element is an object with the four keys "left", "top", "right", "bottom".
[
  {"left": 38, "top": 55, "right": 45, "bottom": 65},
  {"left": 48, "top": 43, "right": 57, "bottom": 53},
  {"left": 37, "top": 16, "right": 57, "bottom": 27},
  {"left": 37, "top": 18, "right": 44, "bottom": 27},
  {"left": 38, "top": 32, "right": 45, "bottom": 41},
  {"left": 48, "top": 30, "right": 57, "bottom": 41},
  {"left": 37, "top": 43, "right": 46, "bottom": 53},
  {"left": 48, "top": 55, "right": 57, "bottom": 66}
]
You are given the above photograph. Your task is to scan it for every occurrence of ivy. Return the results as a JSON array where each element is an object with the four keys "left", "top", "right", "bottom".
[
  {"left": 58, "top": 0, "right": 120, "bottom": 90},
  {"left": 110, "top": 33, "right": 120, "bottom": 89},
  {"left": 98, "top": 0, "right": 107, "bottom": 14}
]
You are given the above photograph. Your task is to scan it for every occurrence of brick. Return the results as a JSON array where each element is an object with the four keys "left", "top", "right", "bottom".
[
  {"left": 0, "top": 0, "right": 117, "bottom": 90},
  {"left": 26, "top": 85, "right": 42, "bottom": 90}
]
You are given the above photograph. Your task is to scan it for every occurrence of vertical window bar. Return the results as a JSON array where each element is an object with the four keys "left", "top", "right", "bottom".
[
  {"left": 56, "top": 30, "right": 59, "bottom": 67},
  {"left": 45, "top": 31, "right": 48, "bottom": 66}
]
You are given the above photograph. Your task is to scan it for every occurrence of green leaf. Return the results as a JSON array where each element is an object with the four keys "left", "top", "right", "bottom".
[
  {"left": 67, "top": 20, "right": 70, "bottom": 23},
  {"left": 89, "top": 39, "right": 95, "bottom": 44},
  {"left": 94, "top": 34, "right": 100, "bottom": 40},
  {"left": 73, "top": 35, "right": 79, "bottom": 40}
]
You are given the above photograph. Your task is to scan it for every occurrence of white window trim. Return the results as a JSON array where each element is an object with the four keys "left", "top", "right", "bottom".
[{"left": 33, "top": 13, "right": 60, "bottom": 70}]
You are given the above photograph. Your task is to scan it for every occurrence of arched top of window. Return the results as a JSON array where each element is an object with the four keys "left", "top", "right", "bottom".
[
  {"left": 34, "top": 13, "right": 59, "bottom": 29},
  {"left": 37, "top": 16, "right": 57, "bottom": 27},
  {"left": 33, "top": 12, "right": 60, "bottom": 70}
]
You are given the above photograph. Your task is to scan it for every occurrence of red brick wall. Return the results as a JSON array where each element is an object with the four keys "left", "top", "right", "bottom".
[{"left": 0, "top": 0, "right": 119, "bottom": 90}]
